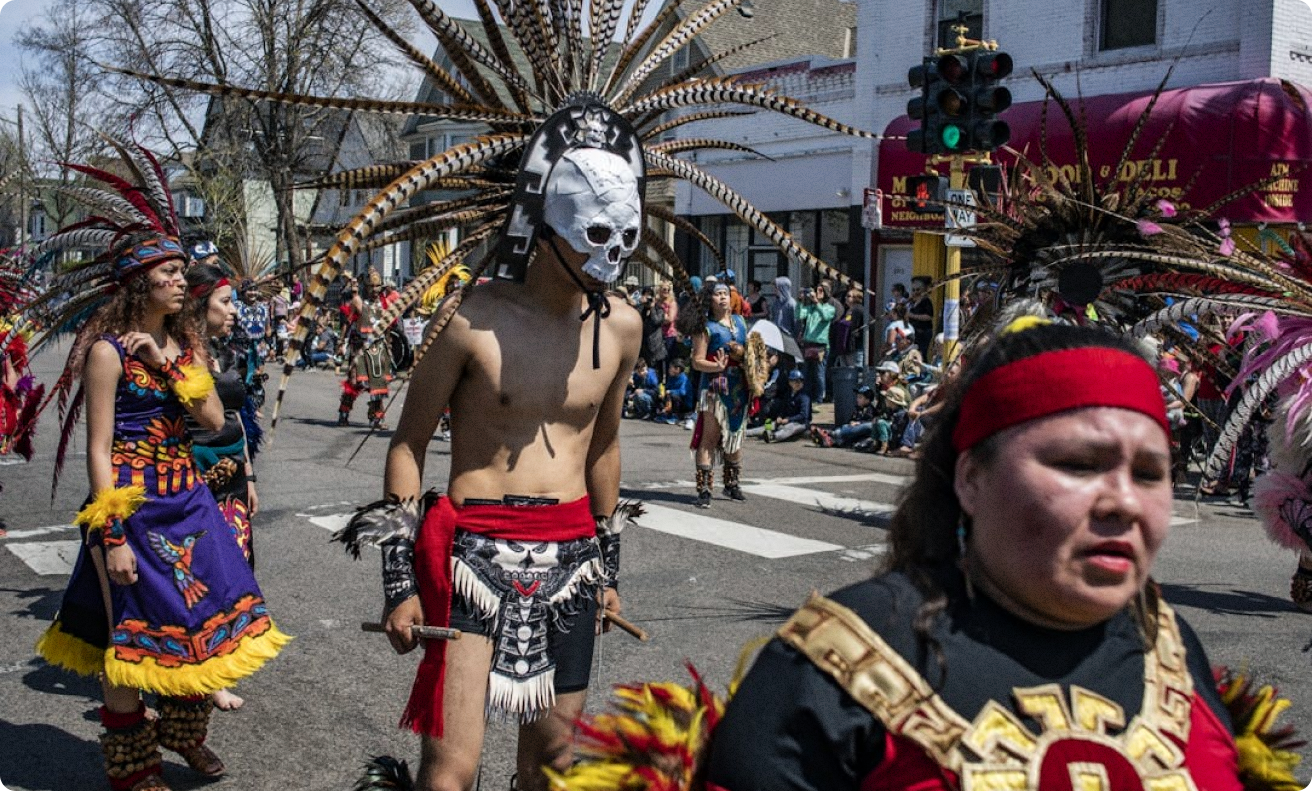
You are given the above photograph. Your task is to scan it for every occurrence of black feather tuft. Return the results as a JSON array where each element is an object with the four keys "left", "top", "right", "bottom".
[{"left": 351, "top": 755, "right": 415, "bottom": 791}]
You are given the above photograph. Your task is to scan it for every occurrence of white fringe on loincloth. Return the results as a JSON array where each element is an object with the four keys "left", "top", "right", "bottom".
[
  {"left": 487, "top": 669, "right": 556, "bottom": 724},
  {"left": 451, "top": 557, "right": 501, "bottom": 624},
  {"left": 450, "top": 551, "right": 605, "bottom": 723},
  {"left": 693, "top": 389, "right": 747, "bottom": 465}
]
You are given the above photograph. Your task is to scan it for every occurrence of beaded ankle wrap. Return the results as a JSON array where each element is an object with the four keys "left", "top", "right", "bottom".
[
  {"left": 695, "top": 466, "right": 713, "bottom": 495},
  {"left": 723, "top": 461, "right": 742, "bottom": 491},
  {"left": 76, "top": 485, "right": 147, "bottom": 548},
  {"left": 157, "top": 696, "right": 213, "bottom": 752},
  {"left": 100, "top": 705, "right": 163, "bottom": 791}
]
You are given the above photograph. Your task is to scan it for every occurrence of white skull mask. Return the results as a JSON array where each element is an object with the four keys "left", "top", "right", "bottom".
[{"left": 542, "top": 148, "right": 641, "bottom": 283}]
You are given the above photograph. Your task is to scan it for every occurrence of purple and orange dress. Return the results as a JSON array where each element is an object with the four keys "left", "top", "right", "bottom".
[{"left": 36, "top": 337, "right": 289, "bottom": 695}]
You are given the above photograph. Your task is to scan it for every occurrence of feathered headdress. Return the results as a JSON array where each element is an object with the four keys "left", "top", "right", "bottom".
[
  {"left": 114, "top": 0, "right": 878, "bottom": 426},
  {"left": 416, "top": 241, "right": 472, "bottom": 317},
  {"left": 955, "top": 71, "right": 1290, "bottom": 345},
  {"left": 7, "top": 136, "right": 187, "bottom": 490},
  {"left": 17, "top": 135, "right": 186, "bottom": 353}
]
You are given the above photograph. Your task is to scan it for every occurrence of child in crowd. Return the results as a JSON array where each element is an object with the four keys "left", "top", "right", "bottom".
[
  {"left": 747, "top": 369, "right": 810, "bottom": 442},
  {"left": 625, "top": 358, "right": 660, "bottom": 419},
  {"left": 658, "top": 359, "right": 694, "bottom": 423},
  {"left": 811, "top": 384, "right": 878, "bottom": 448}
]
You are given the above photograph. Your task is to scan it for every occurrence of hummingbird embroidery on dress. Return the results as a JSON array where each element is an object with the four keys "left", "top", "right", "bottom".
[{"left": 148, "top": 530, "right": 210, "bottom": 609}]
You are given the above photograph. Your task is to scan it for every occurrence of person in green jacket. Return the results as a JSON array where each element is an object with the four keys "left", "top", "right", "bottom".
[{"left": 796, "top": 282, "right": 836, "bottom": 402}]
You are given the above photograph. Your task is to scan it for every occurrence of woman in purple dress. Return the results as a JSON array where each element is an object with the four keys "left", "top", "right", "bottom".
[{"left": 24, "top": 141, "right": 290, "bottom": 791}]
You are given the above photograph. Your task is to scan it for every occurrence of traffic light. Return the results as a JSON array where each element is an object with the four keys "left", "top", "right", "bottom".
[
  {"left": 906, "top": 49, "right": 1012, "bottom": 155},
  {"left": 905, "top": 174, "right": 947, "bottom": 214},
  {"left": 905, "top": 55, "right": 970, "bottom": 155},
  {"left": 966, "top": 50, "right": 1012, "bottom": 151}
]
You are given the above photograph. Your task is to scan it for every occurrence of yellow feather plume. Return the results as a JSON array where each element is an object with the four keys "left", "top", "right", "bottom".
[
  {"left": 1217, "top": 668, "right": 1305, "bottom": 791},
  {"left": 171, "top": 362, "right": 215, "bottom": 406},
  {"left": 75, "top": 484, "right": 147, "bottom": 531},
  {"left": 1000, "top": 315, "right": 1053, "bottom": 336},
  {"left": 417, "top": 241, "right": 473, "bottom": 317}
]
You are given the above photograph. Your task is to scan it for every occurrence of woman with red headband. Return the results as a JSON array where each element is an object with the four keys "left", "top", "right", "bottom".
[
  {"left": 701, "top": 320, "right": 1278, "bottom": 790},
  {"left": 184, "top": 263, "right": 263, "bottom": 712}
]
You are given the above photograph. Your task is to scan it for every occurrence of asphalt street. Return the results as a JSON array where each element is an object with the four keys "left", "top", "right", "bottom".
[{"left": 2, "top": 349, "right": 1312, "bottom": 789}]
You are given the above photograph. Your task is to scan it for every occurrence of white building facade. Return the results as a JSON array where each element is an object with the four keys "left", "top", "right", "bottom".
[{"left": 672, "top": 0, "right": 1312, "bottom": 314}]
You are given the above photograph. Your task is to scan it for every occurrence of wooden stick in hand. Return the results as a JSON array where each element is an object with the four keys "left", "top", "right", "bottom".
[
  {"left": 360, "top": 622, "right": 462, "bottom": 641},
  {"left": 604, "top": 612, "right": 650, "bottom": 642}
]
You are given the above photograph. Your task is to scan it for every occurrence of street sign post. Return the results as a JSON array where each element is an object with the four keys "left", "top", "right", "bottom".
[{"left": 944, "top": 189, "right": 977, "bottom": 247}]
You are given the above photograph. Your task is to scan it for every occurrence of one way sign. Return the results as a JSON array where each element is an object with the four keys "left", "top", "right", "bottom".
[{"left": 944, "top": 189, "right": 977, "bottom": 248}]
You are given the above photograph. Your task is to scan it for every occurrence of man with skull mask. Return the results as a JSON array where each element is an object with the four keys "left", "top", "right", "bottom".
[{"left": 349, "top": 101, "right": 644, "bottom": 791}]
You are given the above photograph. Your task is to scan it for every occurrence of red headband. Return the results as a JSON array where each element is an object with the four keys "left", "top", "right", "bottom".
[
  {"left": 190, "top": 277, "right": 230, "bottom": 299},
  {"left": 952, "top": 347, "right": 1169, "bottom": 452}
]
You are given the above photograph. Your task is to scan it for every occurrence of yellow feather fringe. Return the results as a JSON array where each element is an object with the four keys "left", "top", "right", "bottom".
[
  {"left": 35, "top": 621, "right": 107, "bottom": 677},
  {"left": 1219, "top": 669, "right": 1305, "bottom": 791},
  {"left": 1000, "top": 315, "right": 1053, "bottom": 335},
  {"left": 170, "top": 362, "right": 215, "bottom": 406},
  {"left": 104, "top": 623, "right": 292, "bottom": 696},
  {"left": 75, "top": 484, "right": 147, "bottom": 532}
]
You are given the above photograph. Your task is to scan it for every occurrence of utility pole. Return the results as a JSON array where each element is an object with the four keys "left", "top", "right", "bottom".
[{"left": 17, "top": 104, "right": 26, "bottom": 251}]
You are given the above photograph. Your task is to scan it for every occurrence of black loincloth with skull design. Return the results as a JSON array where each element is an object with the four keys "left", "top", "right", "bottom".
[{"left": 451, "top": 528, "right": 604, "bottom": 722}]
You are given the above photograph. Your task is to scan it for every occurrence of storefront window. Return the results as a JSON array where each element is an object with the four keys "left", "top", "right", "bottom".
[{"left": 1100, "top": 0, "right": 1156, "bottom": 51}]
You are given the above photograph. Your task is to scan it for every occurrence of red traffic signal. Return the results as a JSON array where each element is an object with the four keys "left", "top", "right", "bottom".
[
  {"left": 936, "top": 54, "right": 969, "bottom": 84},
  {"left": 905, "top": 175, "right": 947, "bottom": 214},
  {"left": 973, "top": 51, "right": 1013, "bottom": 80}
]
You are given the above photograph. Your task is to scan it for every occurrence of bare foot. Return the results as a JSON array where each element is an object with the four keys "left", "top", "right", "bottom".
[{"left": 212, "top": 688, "right": 244, "bottom": 711}]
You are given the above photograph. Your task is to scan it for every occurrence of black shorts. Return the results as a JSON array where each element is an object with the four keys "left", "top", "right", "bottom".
[{"left": 448, "top": 592, "right": 598, "bottom": 694}]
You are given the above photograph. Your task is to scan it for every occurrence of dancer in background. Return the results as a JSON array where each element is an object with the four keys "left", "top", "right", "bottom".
[
  {"left": 686, "top": 282, "right": 751, "bottom": 508},
  {"left": 184, "top": 264, "right": 263, "bottom": 713}
]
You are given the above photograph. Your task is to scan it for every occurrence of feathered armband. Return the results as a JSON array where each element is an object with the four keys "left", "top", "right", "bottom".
[
  {"left": 595, "top": 501, "right": 644, "bottom": 589},
  {"left": 160, "top": 359, "right": 215, "bottom": 406},
  {"left": 332, "top": 492, "right": 434, "bottom": 559},
  {"left": 76, "top": 485, "right": 146, "bottom": 548}
]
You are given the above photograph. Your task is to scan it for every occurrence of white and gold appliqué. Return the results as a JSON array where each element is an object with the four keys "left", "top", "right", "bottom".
[{"left": 778, "top": 594, "right": 1199, "bottom": 790}]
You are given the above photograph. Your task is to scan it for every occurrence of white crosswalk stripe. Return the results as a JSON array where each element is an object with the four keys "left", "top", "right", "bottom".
[
  {"left": 6, "top": 540, "right": 82, "bottom": 575},
  {"left": 739, "top": 483, "right": 894, "bottom": 517},
  {"left": 634, "top": 503, "right": 843, "bottom": 558}
]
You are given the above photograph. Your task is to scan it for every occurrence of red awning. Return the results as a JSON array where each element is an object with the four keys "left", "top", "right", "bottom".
[{"left": 876, "top": 77, "right": 1312, "bottom": 229}]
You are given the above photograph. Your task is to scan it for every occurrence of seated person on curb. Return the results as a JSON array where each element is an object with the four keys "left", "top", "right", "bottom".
[
  {"left": 853, "top": 362, "right": 911, "bottom": 454},
  {"left": 625, "top": 358, "right": 659, "bottom": 419},
  {"left": 812, "top": 384, "right": 878, "bottom": 448},
  {"left": 658, "top": 359, "right": 694, "bottom": 423},
  {"left": 747, "top": 370, "right": 810, "bottom": 442},
  {"left": 299, "top": 321, "right": 338, "bottom": 369},
  {"left": 889, "top": 358, "right": 959, "bottom": 458},
  {"left": 747, "top": 352, "right": 783, "bottom": 430}
]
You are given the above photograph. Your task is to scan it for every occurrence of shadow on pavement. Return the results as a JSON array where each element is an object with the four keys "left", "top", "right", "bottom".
[
  {"left": 1160, "top": 582, "right": 1295, "bottom": 618},
  {"left": 2, "top": 586, "right": 62, "bottom": 621},
  {"left": 0, "top": 720, "right": 101, "bottom": 790},
  {"left": 21, "top": 662, "right": 101, "bottom": 699}
]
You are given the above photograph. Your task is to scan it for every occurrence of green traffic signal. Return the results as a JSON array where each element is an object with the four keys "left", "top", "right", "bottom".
[{"left": 941, "top": 124, "right": 964, "bottom": 150}]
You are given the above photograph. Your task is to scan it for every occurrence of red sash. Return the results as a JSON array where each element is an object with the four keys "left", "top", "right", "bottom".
[{"left": 403, "top": 495, "right": 595, "bottom": 738}]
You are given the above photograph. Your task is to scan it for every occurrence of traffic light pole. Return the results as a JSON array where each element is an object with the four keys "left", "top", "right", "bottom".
[
  {"left": 944, "top": 155, "right": 965, "bottom": 364},
  {"left": 927, "top": 150, "right": 989, "bottom": 363}
]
